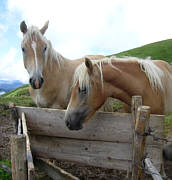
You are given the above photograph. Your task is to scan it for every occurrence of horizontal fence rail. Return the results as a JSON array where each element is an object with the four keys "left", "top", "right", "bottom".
[{"left": 16, "top": 103, "right": 164, "bottom": 172}]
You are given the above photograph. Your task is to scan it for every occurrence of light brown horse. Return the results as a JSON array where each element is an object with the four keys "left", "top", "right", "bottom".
[
  {"left": 20, "top": 21, "right": 104, "bottom": 109},
  {"left": 65, "top": 56, "right": 172, "bottom": 160},
  {"left": 65, "top": 56, "right": 172, "bottom": 127}
]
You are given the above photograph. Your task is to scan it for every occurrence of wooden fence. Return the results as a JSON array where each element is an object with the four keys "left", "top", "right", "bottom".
[{"left": 11, "top": 96, "right": 165, "bottom": 180}]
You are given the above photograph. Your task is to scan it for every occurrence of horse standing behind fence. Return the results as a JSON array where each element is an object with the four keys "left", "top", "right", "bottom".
[
  {"left": 65, "top": 56, "right": 172, "bottom": 128},
  {"left": 64, "top": 56, "right": 172, "bottom": 161},
  {"left": 20, "top": 21, "right": 104, "bottom": 109}
]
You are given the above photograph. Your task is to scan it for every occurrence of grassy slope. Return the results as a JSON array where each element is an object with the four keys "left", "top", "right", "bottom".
[
  {"left": 0, "top": 84, "right": 36, "bottom": 107},
  {"left": 112, "top": 39, "right": 172, "bottom": 63}
]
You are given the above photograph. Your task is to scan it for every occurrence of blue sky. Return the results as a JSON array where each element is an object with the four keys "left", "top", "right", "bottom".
[{"left": 1, "top": 0, "right": 172, "bottom": 83}]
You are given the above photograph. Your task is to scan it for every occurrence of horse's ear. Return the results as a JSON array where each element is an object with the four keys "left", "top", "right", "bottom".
[
  {"left": 40, "top": 21, "right": 49, "bottom": 35},
  {"left": 85, "top": 57, "right": 93, "bottom": 74},
  {"left": 20, "top": 21, "right": 27, "bottom": 34}
]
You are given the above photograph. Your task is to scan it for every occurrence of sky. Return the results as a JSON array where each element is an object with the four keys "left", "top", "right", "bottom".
[{"left": 0, "top": 0, "right": 172, "bottom": 83}]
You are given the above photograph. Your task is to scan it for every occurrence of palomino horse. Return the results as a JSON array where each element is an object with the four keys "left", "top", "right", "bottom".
[
  {"left": 64, "top": 56, "right": 172, "bottom": 160},
  {"left": 20, "top": 21, "right": 104, "bottom": 109}
]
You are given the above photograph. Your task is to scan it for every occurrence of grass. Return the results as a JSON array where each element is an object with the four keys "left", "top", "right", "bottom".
[
  {"left": 165, "top": 111, "right": 172, "bottom": 136},
  {"left": 110, "top": 39, "right": 172, "bottom": 63},
  {"left": 0, "top": 159, "right": 11, "bottom": 180},
  {"left": 0, "top": 85, "right": 36, "bottom": 107}
]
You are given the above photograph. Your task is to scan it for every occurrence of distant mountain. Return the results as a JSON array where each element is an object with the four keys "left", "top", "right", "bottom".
[{"left": 0, "top": 80, "right": 24, "bottom": 93}]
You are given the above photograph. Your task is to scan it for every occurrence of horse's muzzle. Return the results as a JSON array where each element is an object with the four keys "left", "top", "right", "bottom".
[
  {"left": 64, "top": 105, "right": 91, "bottom": 131},
  {"left": 29, "top": 77, "right": 44, "bottom": 89},
  {"left": 65, "top": 113, "right": 83, "bottom": 130}
]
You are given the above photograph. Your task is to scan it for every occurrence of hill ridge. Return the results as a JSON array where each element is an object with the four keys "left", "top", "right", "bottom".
[{"left": 112, "top": 39, "right": 172, "bottom": 62}]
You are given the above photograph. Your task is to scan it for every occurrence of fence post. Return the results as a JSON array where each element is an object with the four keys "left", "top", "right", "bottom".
[
  {"left": 22, "top": 112, "right": 35, "bottom": 180},
  {"left": 131, "top": 96, "right": 151, "bottom": 180},
  {"left": 131, "top": 96, "right": 142, "bottom": 179},
  {"left": 11, "top": 135, "right": 27, "bottom": 180}
]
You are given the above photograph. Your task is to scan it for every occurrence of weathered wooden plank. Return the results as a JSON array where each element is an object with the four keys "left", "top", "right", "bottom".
[
  {"left": 22, "top": 112, "right": 35, "bottom": 180},
  {"left": 34, "top": 158, "right": 79, "bottom": 180},
  {"left": 30, "top": 135, "right": 162, "bottom": 171},
  {"left": 131, "top": 106, "right": 151, "bottom": 180},
  {"left": 144, "top": 158, "right": 163, "bottom": 180},
  {"left": 17, "top": 118, "right": 22, "bottom": 135},
  {"left": 131, "top": 96, "right": 143, "bottom": 180},
  {"left": 11, "top": 135, "right": 27, "bottom": 180},
  {"left": 16, "top": 106, "right": 164, "bottom": 144}
]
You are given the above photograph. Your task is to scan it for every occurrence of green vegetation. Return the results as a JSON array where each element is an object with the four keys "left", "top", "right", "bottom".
[
  {"left": 0, "top": 159, "right": 11, "bottom": 180},
  {"left": 111, "top": 39, "right": 172, "bottom": 63},
  {"left": 165, "top": 110, "right": 172, "bottom": 136},
  {"left": 0, "top": 85, "right": 36, "bottom": 107}
]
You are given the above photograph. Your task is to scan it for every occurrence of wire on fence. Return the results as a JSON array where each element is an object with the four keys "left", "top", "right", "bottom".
[{"left": 136, "top": 127, "right": 172, "bottom": 143}]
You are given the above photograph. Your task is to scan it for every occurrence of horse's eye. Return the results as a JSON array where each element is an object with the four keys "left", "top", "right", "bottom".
[
  {"left": 43, "top": 46, "right": 47, "bottom": 53},
  {"left": 22, "top": 47, "right": 25, "bottom": 53}
]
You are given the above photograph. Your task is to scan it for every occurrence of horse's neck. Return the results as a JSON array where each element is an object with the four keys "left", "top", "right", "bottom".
[
  {"left": 102, "top": 61, "right": 146, "bottom": 106},
  {"left": 41, "top": 54, "right": 82, "bottom": 108}
]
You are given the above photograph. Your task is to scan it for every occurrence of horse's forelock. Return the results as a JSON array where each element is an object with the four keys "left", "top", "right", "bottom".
[
  {"left": 21, "top": 25, "right": 64, "bottom": 69},
  {"left": 73, "top": 59, "right": 106, "bottom": 91}
]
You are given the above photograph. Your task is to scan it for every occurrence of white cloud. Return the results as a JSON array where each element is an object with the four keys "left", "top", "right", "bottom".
[
  {"left": 7, "top": 0, "right": 172, "bottom": 59},
  {"left": 7, "top": 0, "right": 137, "bottom": 58},
  {"left": 1, "top": 0, "right": 172, "bottom": 82},
  {"left": 0, "top": 48, "right": 28, "bottom": 83}
]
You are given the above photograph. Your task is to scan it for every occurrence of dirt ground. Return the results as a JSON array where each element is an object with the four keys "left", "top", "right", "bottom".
[{"left": 0, "top": 104, "right": 172, "bottom": 180}]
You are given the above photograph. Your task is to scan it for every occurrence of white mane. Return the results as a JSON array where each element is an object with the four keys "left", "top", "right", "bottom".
[
  {"left": 21, "top": 26, "right": 64, "bottom": 68},
  {"left": 73, "top": 56, "right": 164, "bottom": 92}
]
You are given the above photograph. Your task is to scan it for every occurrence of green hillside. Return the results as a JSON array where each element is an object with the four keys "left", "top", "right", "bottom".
[
  {"left": 112, "top": 39, "right": 172, "bottom": 62},
  {"left": 0, "top": 85, "right": 35, "bottom": 107}
]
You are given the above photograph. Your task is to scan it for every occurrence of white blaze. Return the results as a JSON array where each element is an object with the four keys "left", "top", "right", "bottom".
[{"left": 31, "top": 41, "right": 38, "bottom": 72}]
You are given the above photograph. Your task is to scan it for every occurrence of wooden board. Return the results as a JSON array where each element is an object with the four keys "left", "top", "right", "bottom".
[
  {"left": 16, "top": 106, "right": 164, "bottom": 144},
  {"left": 30, "top": 135, "right": 162, "bottom": 171},
  {"left": 34, "top": 158, "right": 79, "bottom": 180}
]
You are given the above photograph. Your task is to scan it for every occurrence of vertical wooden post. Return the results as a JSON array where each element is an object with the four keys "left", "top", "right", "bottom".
[
  {"left": 11, "top": 135, "right": 27, "bottom": 180},
  {"left": 131, "top": 105, "right": 151, "bottom": 180},
  {"left": 131, "top": 96, "right": 142, "bottom": 125},
  {"left": 131, "top": 96, "right": 142, "bottom": 179},
  {"left": 22, "top": 112, "right": 35, "bottom": 180}
]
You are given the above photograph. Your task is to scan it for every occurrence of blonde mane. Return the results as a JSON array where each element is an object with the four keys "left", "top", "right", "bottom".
[
  {"left": 73, "top": 56, "right": 164, "bottom": 92},
  {"left": 21, "top": 26, "right": 64, "bottom": 68}
]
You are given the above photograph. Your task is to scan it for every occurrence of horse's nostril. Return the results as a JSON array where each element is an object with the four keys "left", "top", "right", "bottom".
[
  {"left": 40, "top": 77, "right": 44, "bottom": 84},
  {"left": 65, "top": 120, "right": 70, "bottom": 127},
  {"left": 29, "top": 78, "right": 32, "bottom": 84}
]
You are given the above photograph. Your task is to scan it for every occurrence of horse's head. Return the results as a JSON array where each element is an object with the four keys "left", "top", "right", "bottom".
[
  {"left": 20, "top": 21, "right": 50, "bottom": 89},
  {"left": 65, "top": 57, "right": 107, "bottom": 130}
]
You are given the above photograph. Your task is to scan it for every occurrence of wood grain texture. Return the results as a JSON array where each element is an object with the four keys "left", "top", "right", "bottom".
[
  {"left": 34, "top": 158, "right": 79, "bottom": 180},
  {"left": 16, "top": 106, "right": 164, "bottom": 145},
  {"left": 132, "top": 106, "right": 151, "bottom": 180},
  {"left": 22, "top": 112, "right": 35, "bottom": 180},
  {"left": 30, "top": 135, "right": 162, "bottom": 171},
  {"left": 11, "top": 135, "right": 27, "bottom": 180}
]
